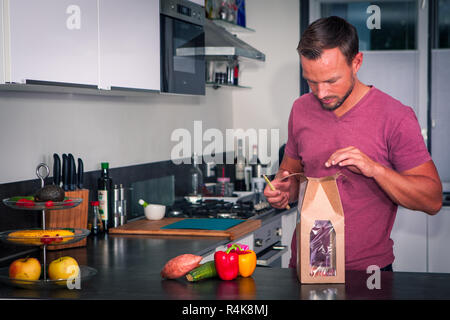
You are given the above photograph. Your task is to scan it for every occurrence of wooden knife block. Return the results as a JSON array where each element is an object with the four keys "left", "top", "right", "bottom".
[{"left": 45, "top": 189, "right": 89, "bottom": 250}]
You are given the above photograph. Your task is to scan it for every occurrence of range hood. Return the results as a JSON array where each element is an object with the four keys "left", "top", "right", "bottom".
[{"left": 177, "top": 19, "right": 266, "bottom": 61}]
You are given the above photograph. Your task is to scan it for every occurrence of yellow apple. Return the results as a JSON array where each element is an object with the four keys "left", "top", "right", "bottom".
[
  {"left": 9, "top": 257, "right": 41, "bottom": 281},
  {"left": 48, "top": 256, "right": 80, "bottom": 282}
]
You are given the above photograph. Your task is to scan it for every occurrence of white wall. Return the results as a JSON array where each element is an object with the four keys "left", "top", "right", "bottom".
[
  {"left": 0, "top": 1, "right": 300, "bottom": 183},
  {"left": 232, "top": 0, "right": 300, "bottom": 173},
  {"left": 0, "top": 89, "right": 233, "bottom": 183}
]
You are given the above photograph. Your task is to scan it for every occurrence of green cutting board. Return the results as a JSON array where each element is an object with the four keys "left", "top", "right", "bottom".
[{"left": 161, "top": 218, "right": 244, "bottom": 231}]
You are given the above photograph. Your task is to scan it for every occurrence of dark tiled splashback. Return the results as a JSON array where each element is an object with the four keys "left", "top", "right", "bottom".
[{"left": 0, "top": 153, "right": 234, "bottom": 261}]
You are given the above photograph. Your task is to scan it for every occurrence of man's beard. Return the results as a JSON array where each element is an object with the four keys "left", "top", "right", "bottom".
[{"left": 317, "top": 78, "right": 355, "bottom": 111}]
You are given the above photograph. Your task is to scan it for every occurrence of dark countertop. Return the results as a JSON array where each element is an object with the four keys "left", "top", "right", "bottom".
[{"left": 1, "top": 234, "right": 450, "bottom": 300}]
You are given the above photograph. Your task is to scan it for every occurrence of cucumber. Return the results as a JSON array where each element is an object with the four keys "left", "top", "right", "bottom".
[{"left": 186, "top": 261, "right": 217, "bottom": 282}]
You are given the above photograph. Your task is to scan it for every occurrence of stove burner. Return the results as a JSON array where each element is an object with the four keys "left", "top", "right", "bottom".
[
  {"left": 216, "top": 212, "right": 238, "bottom": 219},
  {"left": 167, "top": 197, "right": 273, "bottom": 219},
  {"left": 167, "top": 210, "right": 186, "bottom": 218}
]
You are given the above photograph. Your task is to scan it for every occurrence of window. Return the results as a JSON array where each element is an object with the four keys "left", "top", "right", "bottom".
[
  {"left": 321, "top": 1, "right": 417, "bottom": 50},
  {"left": 438, "top": 0, "right": 450, "bottom": 48}
]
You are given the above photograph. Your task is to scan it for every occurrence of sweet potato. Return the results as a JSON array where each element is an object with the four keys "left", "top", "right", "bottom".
[{"left": 161, "top": 254, "right": 202, "bottom": 279}]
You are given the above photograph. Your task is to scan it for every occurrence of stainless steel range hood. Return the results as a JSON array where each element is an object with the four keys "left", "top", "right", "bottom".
[{"left": 177, "top": 19, "right": 266, "bottom": 61}]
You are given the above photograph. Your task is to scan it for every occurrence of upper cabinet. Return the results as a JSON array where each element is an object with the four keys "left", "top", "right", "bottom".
[
  {"left": 2, "top": 0, "right": 160, "bottom": 92},
  {"left": 8, "top": 0, "right": 98, "bottom": 85},
  {"left": 98, "top": 0, "right": 160, "bottom": 91},
  {"left": 0, "top": 0, "right": 5, "bottom": 84}
]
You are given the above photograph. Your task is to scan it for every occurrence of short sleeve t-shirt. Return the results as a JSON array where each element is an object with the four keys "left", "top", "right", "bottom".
[{"left": 286, "top": 86, "right": 431, "bottom": 271}]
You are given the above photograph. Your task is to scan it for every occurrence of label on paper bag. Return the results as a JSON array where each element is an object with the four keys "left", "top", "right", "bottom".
[{"left": 310, "top": 220, "right": 336, "bottom": 277}]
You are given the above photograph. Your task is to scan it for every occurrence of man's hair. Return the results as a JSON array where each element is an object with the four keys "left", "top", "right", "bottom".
[{"left": 297, "top": 16, "right": 359, "bottom": 65}]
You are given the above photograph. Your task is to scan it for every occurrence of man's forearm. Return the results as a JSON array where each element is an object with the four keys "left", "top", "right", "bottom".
[{"left": 373, "top": 164, "right": 442, "bottom": 215}]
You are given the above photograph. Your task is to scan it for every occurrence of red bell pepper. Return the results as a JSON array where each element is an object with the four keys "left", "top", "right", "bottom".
[
  {"left": 63, "top": 199, "right": 74, "bottom": 206},
  {"left": 15, "top": 198, "right": 35, "bottom": 207},
  {"left": 214, "top": 244, "right": 240, "bottom": 281}
]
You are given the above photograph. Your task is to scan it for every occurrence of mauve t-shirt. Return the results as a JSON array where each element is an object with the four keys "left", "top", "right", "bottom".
[{"left": 285, "top": 86, "right": 431, "bottom": 271}]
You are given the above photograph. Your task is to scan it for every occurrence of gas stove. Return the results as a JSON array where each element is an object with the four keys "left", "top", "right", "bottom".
[{"left": 167, "top": 193, "right": 275, "bottom": 220}]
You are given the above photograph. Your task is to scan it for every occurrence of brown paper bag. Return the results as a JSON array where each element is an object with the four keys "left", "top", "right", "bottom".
[{"left": 296, "top": 173, "right": 345, "bottom": 283}]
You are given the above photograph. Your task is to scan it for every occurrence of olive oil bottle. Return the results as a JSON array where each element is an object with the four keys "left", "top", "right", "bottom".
[{"left": 98, "top": 162, "right": 113, "bottom": 231}]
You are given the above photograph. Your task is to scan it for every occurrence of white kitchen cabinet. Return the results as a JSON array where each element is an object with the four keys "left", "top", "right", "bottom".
[
  {"left": 281, "top": 208, "right": 297, "bottom": 268},
  {"left": 8, "top": 0, "right": 98, "bottom": 85},
  {"left": 98, "top": 0, "right": 160, "bottom": 91},
  {"left": 391, "top": 207, "right": 428, "bottom": 272},
  {"left": 428, "top": 206, "right": 450, "bottom": 273},
  {"left": 0, "top": 0, "right": 4, "bottom": 84}
]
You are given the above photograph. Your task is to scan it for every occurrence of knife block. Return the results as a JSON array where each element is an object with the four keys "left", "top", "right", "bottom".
[{"left": 45, "top": 189, "right": 89, "bottom": 250}]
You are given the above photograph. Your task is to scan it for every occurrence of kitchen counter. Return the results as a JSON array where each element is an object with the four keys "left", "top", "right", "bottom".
[{"left": 1, "top": 233, "right": 450, "bottom": 301}]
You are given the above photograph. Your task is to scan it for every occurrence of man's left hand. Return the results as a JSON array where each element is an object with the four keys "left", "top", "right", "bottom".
[{"left": 325, "top": 146, "right": 383, "bottom": 178}]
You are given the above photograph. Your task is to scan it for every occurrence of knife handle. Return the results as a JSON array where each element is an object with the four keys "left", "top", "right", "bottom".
[
  {"left": 62, "top": 154, "right": 69, "bottom": 191},
  {"left": 77, "top": 158, "right": 84, "bottom": 189},
  {"left": 68, "top": 153, "right": 76, "bottom": 191},
  {"left": 53, "top": 153, "right": 61, "bottom": 186}
]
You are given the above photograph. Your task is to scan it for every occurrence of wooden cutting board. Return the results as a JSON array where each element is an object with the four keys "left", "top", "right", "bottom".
[{"left": 108, "top": 217, "right": 261, "bottom": 240}]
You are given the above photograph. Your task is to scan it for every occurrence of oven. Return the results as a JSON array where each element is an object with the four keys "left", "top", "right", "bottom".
[
  {"left": 253, "top": 216, "right": 288, "bottom": 268},
  {"left": 160, "top": 0, "right": 205, "bottom": 95}
]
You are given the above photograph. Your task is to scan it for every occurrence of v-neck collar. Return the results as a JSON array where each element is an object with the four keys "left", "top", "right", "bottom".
[{"left": 330, "top": 85, "right": 375, "bottom": 121}]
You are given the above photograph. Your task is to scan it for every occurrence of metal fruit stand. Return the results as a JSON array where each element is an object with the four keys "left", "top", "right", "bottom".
[{"left": 0, "top": 163, "right": 96, "bottom": 289}]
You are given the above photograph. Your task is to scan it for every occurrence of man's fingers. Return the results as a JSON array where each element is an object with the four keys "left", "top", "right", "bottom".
[
  {"left": 264, "top": 171, "right": 292, "bottom": 209},
  {"left": 267, "top": 195, "right": 285, "bottom": 207},
  {"left": 266, "top": 193, "right": 288, "bottom": 209},
  {"left": 264, "top": 188, "right": 281, "bottom": 197},
  {"left": 325, "top": 147, "right": 360, "bottom": 167}
]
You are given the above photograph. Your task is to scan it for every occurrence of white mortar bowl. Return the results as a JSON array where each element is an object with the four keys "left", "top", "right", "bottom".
[{"left": 144, "top": 204, "right": 166, "bottom": 220}]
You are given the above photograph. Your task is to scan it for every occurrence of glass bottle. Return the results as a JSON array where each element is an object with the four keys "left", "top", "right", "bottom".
[
  {"left": 249, "top": 144, "right": 262, "bottom": 178},
  {"left": 218, "top": 0, "right": 228, "bottom": 20},
  {"left": 234, "top": 139, "right": 246, "bottom": 191},
  {"left": 189, "top": 153, "right": 204, "bottom": 198},
  {"left": 227, "top": 0, "right": 237, "bottom": 23},
  {"left": 98, "top": 162, "right": 113, "bottom": 231},
  {"left": 90, "top": 201, "right": 103, "bottom": 235}
]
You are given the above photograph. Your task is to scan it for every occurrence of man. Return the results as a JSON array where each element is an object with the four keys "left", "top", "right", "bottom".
[{"left": 264, "top": 16, "right": 442, "bottom": 271}]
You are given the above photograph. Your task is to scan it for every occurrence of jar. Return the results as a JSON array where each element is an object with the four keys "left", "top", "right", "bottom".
[{"left": 217, "top": 177, "right": 231, "bottom": 196}]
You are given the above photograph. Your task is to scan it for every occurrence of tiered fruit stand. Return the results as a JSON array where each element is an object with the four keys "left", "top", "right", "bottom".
[{"left": 0, "top": 163, "right": 96, "bottom": 289}]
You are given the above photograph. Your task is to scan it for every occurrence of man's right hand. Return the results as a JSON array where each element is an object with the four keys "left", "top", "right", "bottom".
[{"left": 263, "top": 171, "right": 292, "bottom": 209}]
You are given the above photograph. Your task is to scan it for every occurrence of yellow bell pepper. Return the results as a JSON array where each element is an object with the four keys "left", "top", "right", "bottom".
[{"left": 237, "top": 249, "right": 257, "bottom": 277}]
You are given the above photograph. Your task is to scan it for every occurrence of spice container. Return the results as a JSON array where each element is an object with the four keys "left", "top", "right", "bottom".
[
  {"left": 90, "top": 201, "right": 103, "bottom": 235},
  {"left": 119, "top": 184, "right": 127, "bottom": 226},
  {"left": 217, "top": 177, "right": 230, "bottom": 196}
]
